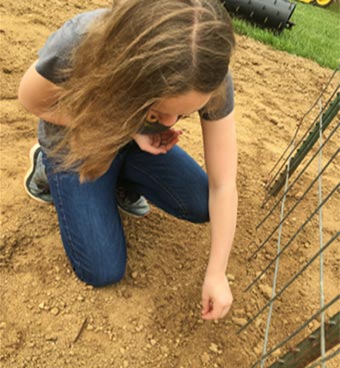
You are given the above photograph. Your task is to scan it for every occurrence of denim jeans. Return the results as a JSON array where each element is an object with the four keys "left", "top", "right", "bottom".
[{"left": 43, "top": 142, "right": 209, "bottom": 287}]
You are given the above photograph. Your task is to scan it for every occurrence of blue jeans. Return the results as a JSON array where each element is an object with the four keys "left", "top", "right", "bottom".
[{"left": 43, "top": 142, "right": 209, "bottom": 287}]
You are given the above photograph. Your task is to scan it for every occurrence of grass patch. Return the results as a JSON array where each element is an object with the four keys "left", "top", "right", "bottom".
[{"left": 232, "top": 1, "right": 340, "bottom": 69}]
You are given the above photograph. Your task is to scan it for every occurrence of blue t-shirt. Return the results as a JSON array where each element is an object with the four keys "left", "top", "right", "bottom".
[{"left": 36, "top": 9, "right": 234, "bottom": 151}]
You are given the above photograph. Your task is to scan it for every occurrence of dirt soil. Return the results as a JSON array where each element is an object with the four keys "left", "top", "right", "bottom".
[{"left": 0, "top": 1, "right": 339, "bottom": 368}]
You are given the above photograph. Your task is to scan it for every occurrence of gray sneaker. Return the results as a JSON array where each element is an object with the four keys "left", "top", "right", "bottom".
[
  {"left": 24, "top": 144, "right": 150, "bottom": 217},
  {"left": 116, "top": 187, "right": 150, "bottom": 217},
  {"left": 24, "top": 143, "right": 53, "bottom": 204}
]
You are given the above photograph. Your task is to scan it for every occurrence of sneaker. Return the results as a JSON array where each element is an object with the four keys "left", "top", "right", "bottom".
[
  {"left": 116, "top": 187, "right": 150, "bottom": 217},
  {"left": 24, "top": 143, "right": 53, "bottom": 204}
]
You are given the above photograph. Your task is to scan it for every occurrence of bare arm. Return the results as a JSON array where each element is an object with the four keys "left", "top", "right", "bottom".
[
  {"left": 200, "top": 111, "right": 238, "bottom": 320},
  {"left": 18, "top": 60, "right": 70, "bottom": 126}
]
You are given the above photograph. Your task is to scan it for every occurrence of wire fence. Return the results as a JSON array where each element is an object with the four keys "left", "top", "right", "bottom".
[{"left": 241, "top": 66, "right": 340, "bottom": 368}]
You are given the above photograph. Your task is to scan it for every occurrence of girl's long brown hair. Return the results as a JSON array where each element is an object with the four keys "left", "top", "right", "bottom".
[{"left": 54, "top": 0, "right": 235, "bottom": 181}]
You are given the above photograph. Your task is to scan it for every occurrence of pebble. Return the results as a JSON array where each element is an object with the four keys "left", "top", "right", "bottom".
[
  {"left": 209, "top": 343, "right": 219, "bottom": 353},
  {"left": 227, "top": 273, "right": 235, "bottom": 281},
  {"left": 259, "top": 284, "right": 273, "bottom": 299},
  {"left": 272, "top": 349, "right": 282, "bottom": 358},
  {"left": 254, "top": 343, "right": 262, "bottom": 355},
  {"left": 123, "top": 290, "right": 132, "bottom": 299},
  {"left": 131, "top": 271, "right": 138, "bottom": 279},
  {"left": 298, "top": 256, "right": 305, "bottom": 263},
  {"left": 201, "top": 352, "right": 210, "bottom": 364},
  {"left": 150, "top": 339, "right": 157, "bottom": 346},
  {"left": 123, "top": 361, "right": 129, "bottom": 368},
  {"left": 233, "top": 317, "right": 248, "bottom": 327},
  {"left": 135, "top": 325, "right": 143, "bottom": 332},
  {"left": 50, "top": 307, "right": 59, "bottom": 316},
  {"left": 255, "top": 272, "right": 266, "bottom": 280},
  {"left": 45, "top": 333, "right": 58, "bottom": 342},
  {"left": 87, "top": 324, "right": 94, "bottom": 331},
  {"left": 233, "top": 308, "right": 245, "bottom": 317}
]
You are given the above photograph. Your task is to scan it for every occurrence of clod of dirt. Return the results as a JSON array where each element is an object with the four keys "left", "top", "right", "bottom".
[
  {"left": 259, "top": 284, "right": 273, "bottom": 299},
  {"left": 232, "top": 317, "right": 247, "bottom": 327}
]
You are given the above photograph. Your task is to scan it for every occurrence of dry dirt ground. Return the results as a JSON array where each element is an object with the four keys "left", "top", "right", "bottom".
[{"left": 0, "top": 1, "right": 339, "bottom": 368}]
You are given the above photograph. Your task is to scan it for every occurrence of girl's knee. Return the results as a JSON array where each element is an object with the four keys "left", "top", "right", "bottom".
[
  {"left": 75, "top": 262, "right": 126, "bottom": 287},
  {"left": 68, "top": 242, "right": 127, "bottom": 287},
  {"left": 183, "top": 198, "right": 209, "bottom": 224},
  {"left": 187, "top": 205, "right": 209, "bottom": 223}
]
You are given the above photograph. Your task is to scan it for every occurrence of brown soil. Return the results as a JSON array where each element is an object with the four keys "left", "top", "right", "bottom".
[{"left": 0, "top": 1, "right": 339, "bottom": 368}]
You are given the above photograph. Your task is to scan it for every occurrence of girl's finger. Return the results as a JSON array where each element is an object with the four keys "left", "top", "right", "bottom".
[
  {"left": 165, "top": 136, "right": 179, "bottom": 151},
  {"left": 152, "top": 134, "right": 161, "bottom": 148},
  {"left": 146, "top": 146, "right": 167, "bottom": 155}
]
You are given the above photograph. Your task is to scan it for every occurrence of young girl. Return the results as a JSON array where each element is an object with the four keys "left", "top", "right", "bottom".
[{"left": 18, "top": 0, "right": 237, "bottom": 321}]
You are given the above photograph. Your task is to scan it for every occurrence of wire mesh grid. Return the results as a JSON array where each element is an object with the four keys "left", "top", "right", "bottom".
[{"left": 242, "top": 66, "right": 340, "bottom": 368}]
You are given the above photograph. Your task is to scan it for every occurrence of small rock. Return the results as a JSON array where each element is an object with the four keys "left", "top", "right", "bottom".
[
  {"left": 255, "top": 272, "right": 266, "bottom": 280},
  {"left": 201, "top": 352, "right": 210, "bottom": 364},
  {"left": 135, "top": 325, "right": 143, "bottom": 332},
  {"left": 120, "top": 347, "right": 125, "bottom": 355},
  {"left": 272, "top": 349, "right": 282, "bottom": 358},
  {"left": 255, "top": 318, "right": 263, "bottom": 328},
  {"left": 45, "top": 333, "right": 58, "bottom": 342},
  {"left": 50, "top": 307, "right": 59, "bottom": 316},
  {"left": 209, "top": 343, "right": 219, "bottom": 353},
  {"left": 227, "top": 273, "right": 235, "bottom": 281},
  {"left": 232, "top": 317, "right": 247, "bottom": 327},
  {"left": 77, "top": 295, "right": 84, "bottom": 302},
  {"left": 254, "top": 343, "right": 262, "bottom": 355},
  {"left": 131, "top": 271, "right": 138, "bottom": 279},
  {"left": 123, "top": 290, "right": 132, "bottom": 299},
  {"left": 150, "top": 339, "right": 157, "bottom": 346},
  {"left": 233, "top": 308, "right": 245, "bottom": 317},
  {"left": 259, "top": 284, "right": 273, "bottom": 299},
  {"left": 86, "top": 324, "right": 94, "bottom": 331},
  {"left": 123, "top": 361, "right": 129, "bottom": 368},
  {"left": 295, "top": 191, "right": 304, "bottom": 199}
]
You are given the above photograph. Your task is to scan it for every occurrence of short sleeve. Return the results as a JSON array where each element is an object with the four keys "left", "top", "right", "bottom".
[
  {"left": 35, "top": 20, "right": 81, "bottom": 84},
  {"left": 199, "top": 71, "right": 234, "bottom": 121},
  {"left": 35, "top": 9, "right": 107, "bottom": 84}
]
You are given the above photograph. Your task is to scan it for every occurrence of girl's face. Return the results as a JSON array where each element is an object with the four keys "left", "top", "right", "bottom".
[{"left": 146, "top": 90, "right": 212, "bottom": 128}]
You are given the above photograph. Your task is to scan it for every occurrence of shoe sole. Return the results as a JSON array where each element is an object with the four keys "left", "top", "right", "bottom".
[
  {"left": 117, "top": 205, "right": 150, "bottom": 218},
  {"left": 24, "top": 143, "right": 52, "bottom": 204}
]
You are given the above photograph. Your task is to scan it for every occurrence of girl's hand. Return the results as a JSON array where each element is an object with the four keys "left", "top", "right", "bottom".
[
  {"left": 201, "top": 272, "right": 233, "bottom": 320},
  {"left": 133, "top": 129, "right": 183, "bottom": 155}
]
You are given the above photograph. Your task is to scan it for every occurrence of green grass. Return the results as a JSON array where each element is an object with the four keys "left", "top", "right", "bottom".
[{"left": 231, "top": 1, "right": 340, "bottom": 69}]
